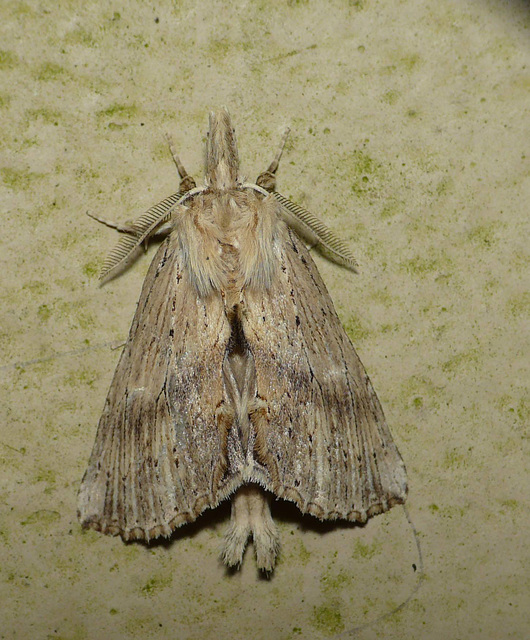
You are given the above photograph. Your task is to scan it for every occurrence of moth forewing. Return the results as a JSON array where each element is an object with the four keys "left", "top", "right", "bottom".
[{"left": 79, "top": 108, "right": 407, "bottom": 573}]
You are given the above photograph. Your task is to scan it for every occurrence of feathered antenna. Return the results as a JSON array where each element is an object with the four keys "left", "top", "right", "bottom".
[
  {"left": 87, "top": 191, "right": 185, "bottom": 282},
  {"left": 273, "top": 192, "right": 358, "bottom": 270},
  {"left": 88, "top": 133, "right": 198, "bottom": 282},
  {"left": 254, "top": 127, "right": 357, "bottom": 270}
]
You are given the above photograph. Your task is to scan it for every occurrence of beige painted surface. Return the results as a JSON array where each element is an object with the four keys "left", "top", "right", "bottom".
[{"left": 1, "top": 0, "right": 528, "bottom": 638}]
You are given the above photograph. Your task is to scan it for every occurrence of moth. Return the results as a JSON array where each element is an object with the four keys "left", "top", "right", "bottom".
[{"left": 78, "top": 109, "right": 407, "bottom": 572}]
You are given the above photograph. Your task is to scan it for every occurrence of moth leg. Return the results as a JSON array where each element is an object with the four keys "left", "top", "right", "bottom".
[
  {"left": 86, "top": 211, "right": 138, "bottom": 235},
  {"left": 86, "top": 212, "right": 158, "bottom": 254},
  {"left": 165, "top": 133, "right": 197, "bottom": 193},
  {"left": 256, "top": 127, "right": 290, "bottom": 192},
  {"left": 212, "top": 402, "right": 237, "bottom": 490},
  {"left": 246, "top": 395, "right": 285, "bottom": 496},
  {"left": 221, "top": 485, "right": 279, "bottom": 573},
  {"left": 148, "top": 220, "right": 173, "bottom": 238}
]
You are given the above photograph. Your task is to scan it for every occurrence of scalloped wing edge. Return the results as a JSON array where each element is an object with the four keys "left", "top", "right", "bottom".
[{"left": 79, "top": 464, "right": 406, "bottom": 543}]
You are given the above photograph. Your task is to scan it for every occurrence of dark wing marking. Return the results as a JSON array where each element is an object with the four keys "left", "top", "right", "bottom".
[
  {"left": 242, "top": 225, "right": 407, "bottom": 522},
  {"left": 78, "top": 232, "right": 235, "bottom": 541}
]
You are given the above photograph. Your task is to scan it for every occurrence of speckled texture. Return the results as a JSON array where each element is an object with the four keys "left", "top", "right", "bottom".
[{"left": 1, "top": 1, "right": 528, "bottom": 638}]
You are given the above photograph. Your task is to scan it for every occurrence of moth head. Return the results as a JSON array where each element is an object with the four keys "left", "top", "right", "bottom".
[{"left": 205, "top": 108, "right": 240, "bottom": 191}]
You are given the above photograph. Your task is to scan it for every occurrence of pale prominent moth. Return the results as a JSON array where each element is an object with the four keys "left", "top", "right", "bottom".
[{"left": 78, "top": 109, "right": 407, "bottom": 572}]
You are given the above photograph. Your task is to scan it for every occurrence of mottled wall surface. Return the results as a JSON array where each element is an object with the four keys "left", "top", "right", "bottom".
[{"left": 1, "top": 1, "right": 528, "bottom": 638}]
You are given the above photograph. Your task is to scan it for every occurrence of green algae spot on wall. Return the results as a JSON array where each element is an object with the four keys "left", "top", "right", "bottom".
[
  {"left": 343, "top": 315, "right": 370, "bottom": 343},
  {"left": 140, "top": 574, "right": 173, "bottom": 597},
  {"left": 0, "top": 49, "right": 18, "bottom": 69},
  {"left": 1, "top": 167, "right": 44, "bottom": 191},
  {"left": 82, "top": 260, "right": 101, "bottom": 279},
  {"left": 20, "top": 509, "right": 61, "bottom": 527},
  {"left": 311, "top": 601, "right": 345, "bottom": 636}
]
